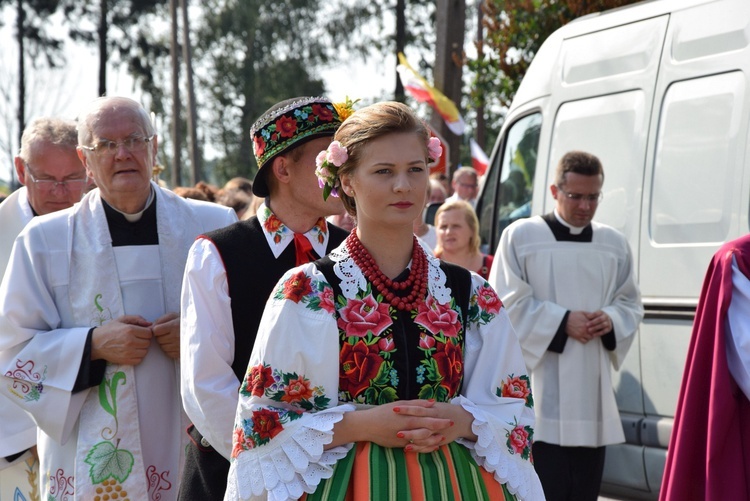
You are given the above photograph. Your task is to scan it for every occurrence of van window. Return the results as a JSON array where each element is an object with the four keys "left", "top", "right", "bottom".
[
  {"left": 650, "top": 72, "right": 745, "bottom": 244},
  {"left": 477, "top": 113, "right": 541, "bottom": 251}
]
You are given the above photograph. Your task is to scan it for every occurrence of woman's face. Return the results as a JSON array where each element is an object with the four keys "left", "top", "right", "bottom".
[
  {"left": 341, "top": 132, "right": 428, "bottom": 231},
  {"left": 436, "top": 208, "right": 472, "bottom": 253}
]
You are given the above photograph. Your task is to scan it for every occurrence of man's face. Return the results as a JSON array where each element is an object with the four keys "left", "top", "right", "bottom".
[
  {"left": 15, "top": 142, "right": 87, "bottom": 216},
  {"left": 551, "top": 172, "right": 603, "bottom": 227},
  {"left": 78, "top": 107, "right": 156, "bottom": 209},
  {"left": 452, "top": 173, "right": 478, "bottom": 201}
]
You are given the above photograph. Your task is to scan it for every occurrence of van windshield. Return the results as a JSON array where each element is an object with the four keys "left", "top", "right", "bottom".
[{"left": 477, "top": 113, "right": 541, "bottom": 252}]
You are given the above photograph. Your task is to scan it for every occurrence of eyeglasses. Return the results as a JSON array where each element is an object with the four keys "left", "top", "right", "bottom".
[
  {"left": 557, "top": 186, "right": 603, "bottom": 203},
  {"left": 80, "top": 135, "right": 154, "bottom": 156},
  {"left": 25, "top": 168, "right": 88, "bottom": 191}
]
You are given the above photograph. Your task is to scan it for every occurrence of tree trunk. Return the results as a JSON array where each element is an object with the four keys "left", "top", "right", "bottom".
[
  {"left": 169, "top": 0, "right": 182, "bottom": 187},
  {"left": 180, "top": 0, "right": 201, "bottom": 184},
  {"left": 98, "top": 0, "right": 107, "bottom": 96},
  {"left": 432, "top": 0, "right": 466, "bottom": 177},
  {"left": 474, "top": 0, "right": 485, "bottom": 149},
  {"left": 14, "top": 0, "right": 24, "bottom": 190},
  {"left": 394, "top": 0, "right": 405, "bottom": 102}
]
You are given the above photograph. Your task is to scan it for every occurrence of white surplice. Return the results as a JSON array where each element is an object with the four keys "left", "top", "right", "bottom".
[
  {"left": 0, "top": 184, "right": 236, "bottom": 500},
  {"left": 491, "top": 215, "right": 643, "bottom": 447},
  {"left": 0, "top": 186, "right": 41, "bottom": 499}
]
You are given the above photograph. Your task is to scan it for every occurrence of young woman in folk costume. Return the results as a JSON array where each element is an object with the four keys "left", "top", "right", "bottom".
[{"left": 225, "top": 101, "right": 544, "bottom": 501}]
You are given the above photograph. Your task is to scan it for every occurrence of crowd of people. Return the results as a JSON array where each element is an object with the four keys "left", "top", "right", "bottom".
[{"left": 0, "top": 92, "right": 738, "bottom": 501}]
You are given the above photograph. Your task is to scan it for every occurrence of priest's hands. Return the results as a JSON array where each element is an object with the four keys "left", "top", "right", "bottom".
[
  {"left": 151, "top": 312, "right": 180, "bottom": 359},
  {"left": 91, "top": 315, "right": 153, "bottom": 365},
  {"left": 91, "top": 312, "right": 181, "bottom": 364},
  {"left": 566, "top": 310, "right": 613, "bottom": 343}
]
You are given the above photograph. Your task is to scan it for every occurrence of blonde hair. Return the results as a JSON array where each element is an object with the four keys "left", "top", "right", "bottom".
[
  {"left": 433, "top": 200, "right": 481, "bottom": 257},
  {"left": 333, "top": 101, "right": 430, "bottom": 217}
]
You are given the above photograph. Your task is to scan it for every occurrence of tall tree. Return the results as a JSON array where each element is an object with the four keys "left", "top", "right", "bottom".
[
  {"left": 62, "top": 0, "right": 168, "bottom": 98},
  {"left": 168, "top": 0, "right": 181, "bottom": 186},
  {"left": 180, "top": 0, "right": 201, "bottom": 184},
  {"left": 4, "top": 0, "right": 64, "bottom": 187},
  {"left": 433, "top": 0, "right": 466, "bottom": 173},
  {"left": 193, "top": 0, "right": 350, "bottom": 182}
]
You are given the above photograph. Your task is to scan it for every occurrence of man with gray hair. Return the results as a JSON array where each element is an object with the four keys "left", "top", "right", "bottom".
[
  {"left": 0, "top": 97, "right": 236, "bottom": 500},
  {"left": 0, "top": 117, "right": 86, "bottom": 500}
]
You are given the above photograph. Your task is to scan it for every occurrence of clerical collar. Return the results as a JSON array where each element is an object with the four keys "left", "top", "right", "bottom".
[
  {"left": 553, "top": 209, "right": 585, "bottom": 234},
  {"left": 103, "top": 188, "right": 159, "bottom": 246},
  {"left": 542, "top": 211, "right": 593, "bottom": 243},
  {"left": 107, "top": 187, "right": 155, "bottom": 222}
]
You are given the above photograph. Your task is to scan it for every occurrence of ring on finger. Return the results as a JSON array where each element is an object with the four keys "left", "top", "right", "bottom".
[{"left": 409, "top": 439, "right": 414, "bottom": 444}]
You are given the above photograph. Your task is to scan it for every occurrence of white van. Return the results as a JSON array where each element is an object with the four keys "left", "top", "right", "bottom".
[{"left": 476, "top": 0, "right": 750, "bottom": 498}]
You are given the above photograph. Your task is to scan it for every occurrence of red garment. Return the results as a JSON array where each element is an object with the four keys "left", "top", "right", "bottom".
[
  {"left": 660, "top": 235, "right": 750, "bottom": 500},
  {"left": 478, "top": 253, "right": 494, "bottom": 280}
]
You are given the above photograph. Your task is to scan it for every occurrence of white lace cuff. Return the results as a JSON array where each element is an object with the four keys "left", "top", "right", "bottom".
[
  {"left": 225, "top": 404, "right": 356, "bottom": 501},
  {"left": 451, "top": 396, "right": 545, "bottom": 501}
]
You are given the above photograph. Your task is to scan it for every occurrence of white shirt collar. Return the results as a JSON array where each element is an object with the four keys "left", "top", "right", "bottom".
[{"left": 257, "top": 202, "right": 329, "bottom": 259}]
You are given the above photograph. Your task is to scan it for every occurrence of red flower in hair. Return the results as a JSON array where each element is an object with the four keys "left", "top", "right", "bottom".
[{"left": 275, "top": 115, "right": 298, "bottom": 138}]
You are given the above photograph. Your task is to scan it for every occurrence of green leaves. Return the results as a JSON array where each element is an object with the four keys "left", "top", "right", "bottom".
[{"left": 85, "top": 440, "right": 134, "bottom": 484}]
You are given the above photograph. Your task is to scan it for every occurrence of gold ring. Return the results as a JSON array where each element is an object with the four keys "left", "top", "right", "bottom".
[{"left": 409, "top": 439, "right": 414, "bottom": 444}]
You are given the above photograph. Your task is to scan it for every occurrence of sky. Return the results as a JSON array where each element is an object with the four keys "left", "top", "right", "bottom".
[{"left": 0, "top": 8, "right": 398, "bottom": 185}]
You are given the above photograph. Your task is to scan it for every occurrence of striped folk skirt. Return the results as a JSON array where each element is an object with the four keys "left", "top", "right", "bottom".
[{"left": 303, "top": 441, "right": 517, "bottom": 500}]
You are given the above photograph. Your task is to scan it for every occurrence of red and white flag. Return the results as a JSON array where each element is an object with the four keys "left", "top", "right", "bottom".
[
  {"left": 397, "top": 52, "right": 466, "bottom": 136},
  {"left": 470, "top": 138, "right": 489, "bottom": 176}
]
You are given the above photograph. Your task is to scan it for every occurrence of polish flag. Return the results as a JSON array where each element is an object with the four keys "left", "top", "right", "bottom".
[
  {"left": 397, "top": 52, "right": 466, "bottom": 136},
  {"left": 470, "top": 138, "right": 489, "bottom": 176}
]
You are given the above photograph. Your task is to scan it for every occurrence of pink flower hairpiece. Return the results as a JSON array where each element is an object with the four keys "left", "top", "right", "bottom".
[
  {"left": 315, "top": 140, "right": 348, "bottom": 201},
  {"left": 427, "top": 136, "right": 442, "bottom": 162}
]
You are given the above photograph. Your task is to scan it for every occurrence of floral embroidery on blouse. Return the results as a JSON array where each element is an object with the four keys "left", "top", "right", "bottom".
[
  {"left": 334, "top": 283, "right": 465, "bottom": 405},
  {"left": 234, "top": 363, "right": 331, "bottom": 457},
  {"left": 506, "top": 418, "right": 534, "bottom": 461},
  {"left": 467, "top": 282, "right": 503, "bottom": 327},
  {"left": 273, "top": 270, "right": 335, "bottom": 312},
  {"left": 497, "top": 374, "right": 534, "bottom": 408}
]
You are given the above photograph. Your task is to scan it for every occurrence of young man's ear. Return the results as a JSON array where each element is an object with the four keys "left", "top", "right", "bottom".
[{"left": 271, "top": 155, "right": 292, "bottom": 186}]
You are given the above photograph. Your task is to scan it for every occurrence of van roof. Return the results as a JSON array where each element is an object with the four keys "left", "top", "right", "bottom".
[{"left": 510, "top": 0, "right": 718, "bottom": 110}]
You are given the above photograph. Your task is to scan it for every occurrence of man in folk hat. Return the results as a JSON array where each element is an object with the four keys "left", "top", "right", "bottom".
[{"left": 179, "top": 97, "right": 349, "bottom": 499}]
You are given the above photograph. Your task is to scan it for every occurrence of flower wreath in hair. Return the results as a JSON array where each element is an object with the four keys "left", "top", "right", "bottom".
[{"left": 315, "top": 111, "right": 444, "bottom": 201}]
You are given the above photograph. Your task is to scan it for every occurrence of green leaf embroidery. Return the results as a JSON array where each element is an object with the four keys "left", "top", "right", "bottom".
[
  {"left": 98, "top": 371, "right": 126, "bottom": 438},
  {"left": 84, "top": 440, "right": 134, "bottom": 484}
]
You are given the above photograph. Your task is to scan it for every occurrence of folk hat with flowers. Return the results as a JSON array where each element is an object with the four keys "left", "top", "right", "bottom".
[{"left": 250, "top": 96, "right": 345, "bottom": 197}]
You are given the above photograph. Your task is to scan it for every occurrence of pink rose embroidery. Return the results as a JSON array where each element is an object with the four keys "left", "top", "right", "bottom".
[
  {"left": 318, "top": 286, "right": 336, "bottom": 313},
  {"left": 378, "top": 336, "right": 395, "bottom": 353},
  {"left": 414, "top": 296, "right": 460, "bottom": 337},
  {"left": 508, "top": 425, "right": 529, "bottom": 455},
  {"left": 476, "top": 285, "right": 503, "bottom": 314},
  {"left": 337, "top": 294, "right": 393, "bottom": 338}
]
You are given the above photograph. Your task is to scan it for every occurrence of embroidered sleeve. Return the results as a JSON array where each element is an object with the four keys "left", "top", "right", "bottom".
[
  {"left": 226, "top": 263, "right": 354, "bottom": 501},
  {"left": 454, "top": 273, "right": 544, "bottom": 501}
]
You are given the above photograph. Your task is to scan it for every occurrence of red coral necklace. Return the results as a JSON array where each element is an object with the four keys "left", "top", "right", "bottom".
[{"left": 346, "top": 232, "right": 428, "bottom": 311}]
